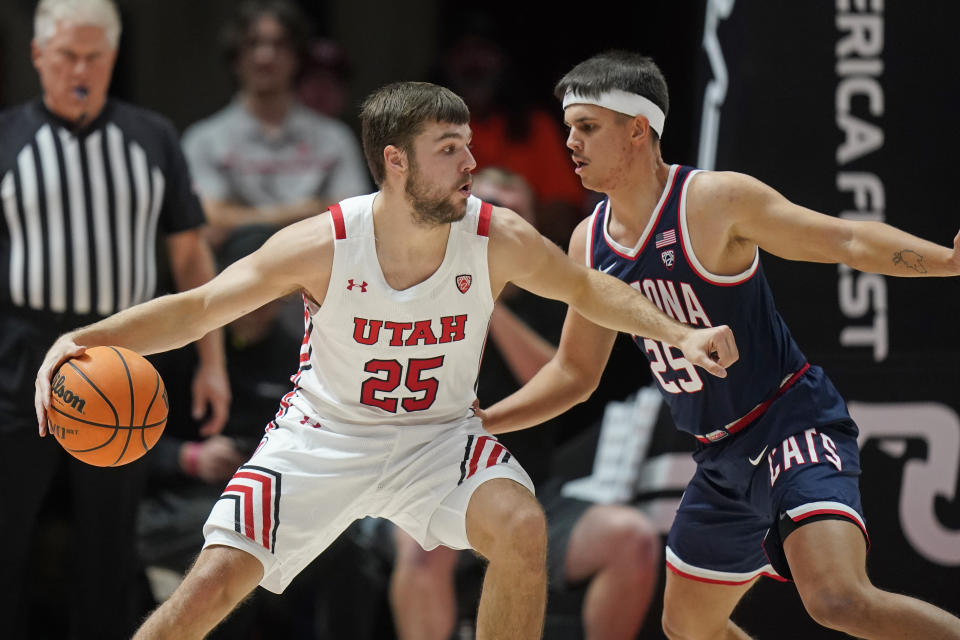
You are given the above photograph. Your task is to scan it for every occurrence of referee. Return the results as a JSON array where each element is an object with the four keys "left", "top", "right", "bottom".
[{"left": 0, "top": 1, "right": 229, "bottom": 638}]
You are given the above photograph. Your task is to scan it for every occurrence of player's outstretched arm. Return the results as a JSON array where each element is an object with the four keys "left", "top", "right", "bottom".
[
  {"left": 483, "top": 212, "right": 738, "bottom": 434},
  {"left": 488, "top": 208, "right": 737, "bottom": 374},
  {"left": 35, "top": 215, "right": 334, "bottom": 435},
  {"left": 482, "top": 304, "right": 617, "bottom": 435},
  {"left": 707, "top": 171, "right": 960, "bottom": 277}
]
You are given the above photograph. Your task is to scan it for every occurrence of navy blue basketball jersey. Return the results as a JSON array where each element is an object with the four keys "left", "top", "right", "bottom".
[{"left": 587, "top": 165, "right": 847, "bottom": 442}]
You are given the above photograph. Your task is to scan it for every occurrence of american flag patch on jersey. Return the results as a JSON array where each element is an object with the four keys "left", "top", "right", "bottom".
[{"left": 655, "top": 229, "right": 677, "bottom": 248}]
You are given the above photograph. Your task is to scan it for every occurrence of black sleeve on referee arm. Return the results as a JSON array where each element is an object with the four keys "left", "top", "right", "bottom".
[{"left": 155, "top": 115, "right": 207, "bottom": 234}]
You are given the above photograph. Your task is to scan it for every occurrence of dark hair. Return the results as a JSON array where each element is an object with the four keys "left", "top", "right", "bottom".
[
  {"left": 359, "top": 82, "right": 470, "bottom": 186},
  {"left": 555, "top": 51, "right": 669, "bottom": 137},
  {"left": 220, "top": 0, "right": 311, "bottom": 69}
]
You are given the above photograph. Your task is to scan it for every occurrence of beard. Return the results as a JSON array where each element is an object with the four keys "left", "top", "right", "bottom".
[{"left": 404, "top": 163, "right": 467, "bottom": 226}]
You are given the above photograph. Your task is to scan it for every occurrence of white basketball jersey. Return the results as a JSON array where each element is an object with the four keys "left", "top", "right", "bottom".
[{"left": 288, "top": 193, "right": 495, "bottom": 426}]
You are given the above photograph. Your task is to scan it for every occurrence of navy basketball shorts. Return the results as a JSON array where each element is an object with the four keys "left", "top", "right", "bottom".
[{"left": 666, "top": 418, "right": 867, "bottom": 584}]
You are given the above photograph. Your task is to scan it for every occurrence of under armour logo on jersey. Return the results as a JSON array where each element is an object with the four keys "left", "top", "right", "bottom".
[
  {"left": 299, "top": 415, "right": 322, "bottom": 429},
  {"left": 347, "top": 279, "right": 368, "bottom": 292},
  {"left": 456, "top": 274, "right": 472, "bottom": 294},
  {"left": 661, "top": 249, "right": 675, "bottom": 270}
]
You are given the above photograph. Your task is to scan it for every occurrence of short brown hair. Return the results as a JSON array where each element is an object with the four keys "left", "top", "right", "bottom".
[
  {"left": 360, "top": 82, "right": 470, "bottom": 186},
  {"left": 555, "top": 51, "right": 669, "bottom": 143}
]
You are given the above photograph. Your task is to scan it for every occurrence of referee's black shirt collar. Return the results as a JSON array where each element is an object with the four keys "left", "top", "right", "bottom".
[{"left": 31, "top": 96, "right": 115, "bottom": 137}]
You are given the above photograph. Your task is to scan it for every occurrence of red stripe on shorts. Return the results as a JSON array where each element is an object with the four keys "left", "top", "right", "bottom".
[
  {"left": 225, "top": 483, "right": 257, "bottom": 546},
  {"left": 466, "top": 435, "right": 493, "bottom": 480},
  {"left": 233, "top": 471, "right": 273, "bottom": 550}
]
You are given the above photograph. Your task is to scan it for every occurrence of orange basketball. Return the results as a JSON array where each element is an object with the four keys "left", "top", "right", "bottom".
[{"left": 46, "top": 346, "right": 168, "bottom": 467}]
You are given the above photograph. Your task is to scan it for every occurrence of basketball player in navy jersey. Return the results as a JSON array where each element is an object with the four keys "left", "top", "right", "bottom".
[
  {"left": 34, "top": 81, "right": 735, "bottom": 640},
  {"left": 481, "top": 51, "right": 960, "bottom": 639}
]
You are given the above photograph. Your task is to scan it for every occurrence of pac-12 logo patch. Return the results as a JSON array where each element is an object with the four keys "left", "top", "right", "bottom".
[
  {"left": 456, "top": 274, "right": 472, "bottom": 293},
  {"left": 661, "top": 250, "right": 675, "bottom": 270}
]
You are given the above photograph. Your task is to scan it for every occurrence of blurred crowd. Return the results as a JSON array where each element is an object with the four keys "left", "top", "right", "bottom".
[{"left": 0, "top": 1, "right": 678, "bottom": 638}]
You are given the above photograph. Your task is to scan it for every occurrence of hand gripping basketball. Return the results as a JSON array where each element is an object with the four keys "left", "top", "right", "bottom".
[{"left": 37, "top": 343, "right": 168, "bottom": 466}]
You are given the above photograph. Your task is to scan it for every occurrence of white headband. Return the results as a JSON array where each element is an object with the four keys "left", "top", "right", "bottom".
[{"left": 562, "top": 89, "right": 666, "bottom": 137}]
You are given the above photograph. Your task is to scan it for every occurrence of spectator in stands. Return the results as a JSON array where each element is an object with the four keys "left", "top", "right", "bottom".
[
  {"left": 438, "top": 16, "right": 588, "bottom": 246},
  {"left": 181, "top": 0, "right": 369, "bottom": 250}
]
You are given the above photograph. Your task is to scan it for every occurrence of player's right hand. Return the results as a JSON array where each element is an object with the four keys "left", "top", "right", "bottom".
[
  {"left": 35, "top": 337, "right": 87, "bottom": 437},
  {"left": 677, "top": 324, "right": 738, "bottom": 378}
]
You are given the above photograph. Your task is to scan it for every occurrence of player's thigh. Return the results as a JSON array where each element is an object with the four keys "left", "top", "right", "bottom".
[
  {"left": 783, "top": 518, "right": 870, "bottom": 611},
  {"left": 563, "top": 503, "right": 658, "bottom": 584},
  {"left": 663, "top": 569, "right": 756, "bottom": 638},
  {"left": 464, "top": 477, "right": 544, "bottom": 558}
]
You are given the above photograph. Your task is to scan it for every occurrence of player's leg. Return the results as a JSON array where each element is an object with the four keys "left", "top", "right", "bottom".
[
  {"left": 785, "top": 518, "right": 960, "bottom": 639},
  {"left": 133, "top": 544, "right": 264, "bottom": 639},
  {"left": 560, "top": 502, "right": 660, "bottom": 639},
  {"left": 662, "top": 571, "right": 756, "bottom": 640},
  {"left": 136, "top": 408, "right": 383, "bottom": 638},
  {"left": 659, "top": 454, "right": 775, "bottom": 640},
  {"left": 465, "top": 477, "right": 547, "bottom": 640},
  {"left": 389, "top": 526, "right": 460, "bottom": 640}
]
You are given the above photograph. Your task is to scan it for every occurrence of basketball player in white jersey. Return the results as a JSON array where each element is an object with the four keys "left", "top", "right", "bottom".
[{"left": 35, "top": 81, "right": 736, "bottom": 639}]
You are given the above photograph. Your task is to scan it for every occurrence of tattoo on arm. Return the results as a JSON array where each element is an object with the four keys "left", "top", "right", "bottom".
[{"left": 892, "top": 250, "right": 927, "bottom": 273}]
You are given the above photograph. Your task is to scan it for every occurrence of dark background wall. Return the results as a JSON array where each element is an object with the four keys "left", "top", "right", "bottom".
[{"left": 0, "top": 0, "right": 705, "bottom": 159}]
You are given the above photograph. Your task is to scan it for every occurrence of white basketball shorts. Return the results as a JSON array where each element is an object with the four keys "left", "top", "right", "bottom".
[{"left": 202, "top": 402, "right": 533, "bottom": 593}]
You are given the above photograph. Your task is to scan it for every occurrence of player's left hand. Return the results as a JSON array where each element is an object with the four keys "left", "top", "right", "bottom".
[
  {"left": 677, "top": 324, "right": 738, "bottom": 379},
  {"left": 471, "top": 398, "right": 490, "bottom": 426},
  {"left": 192, "top": 362, "right": 231, "bottom": 436},
  {"left": 34, "top": 337, "right": 87, "bottom": 437}
]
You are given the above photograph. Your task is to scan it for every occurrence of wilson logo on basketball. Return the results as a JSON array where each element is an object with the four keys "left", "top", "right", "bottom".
[
  {"left": 48, "top": 421, "right": 79, "bottom": 440},
  {"left": 51, "top": 372, "right": 86, "bottom": 413},
  {"left": 456, "top": 274, "right": 472, "bottom": 294}
]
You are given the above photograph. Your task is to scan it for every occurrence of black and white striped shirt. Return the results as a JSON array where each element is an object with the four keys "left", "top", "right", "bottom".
[{"left": 0, "top": 99, "right": 204, "bottom": 321}]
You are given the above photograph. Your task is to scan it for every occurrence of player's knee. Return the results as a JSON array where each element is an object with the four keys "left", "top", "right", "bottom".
[
  {"left": 498, "top": 501, "right": 547, "bottom": 561},
  {"left": 181, "top": 547, "right": 262, "bottom": 615},
  {"left": 661, "top": 608, "right": 714, "bottom": 640},
  {"left": 603, "top": 511, "right": 659, "bottom": 572},
  {"left": 799, "top": 582, "right": 872, "bottom": 631}
]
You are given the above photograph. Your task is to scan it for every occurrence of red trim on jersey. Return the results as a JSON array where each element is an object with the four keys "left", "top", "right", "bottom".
[
  {"left": 586, "top": 200, "right": 604, "bottom": 269},
  {"left": 477, "top": 202, "right": 492, "bottom": 236},
  {"left": 666, "top": 561, "right": 788, "bottom": 585},
  {"left": 695, "top": 363, "right": 811, "bottom": 444},
  {"left": 602, "top": 166, "right": 682, "bottom": 261},
  {"left": 330, "top": 203, "right": 346, "bottom": 239},
  {"left": 679, "top": 238, "right": 758, "bottom": 287},
  {"left": 791, "top": 509, "right": 871, "bottom": 550},
  {"left": 677, "top": 173, "right": 758, "bottom": 287}
]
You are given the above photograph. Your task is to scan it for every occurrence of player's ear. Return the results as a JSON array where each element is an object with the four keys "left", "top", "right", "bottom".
[
  {"left": 383, "top": 145, "right": 407, "bottom": 178},
  {"left": 630, "top": 115, "right": 650, "bottom": 145}
]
